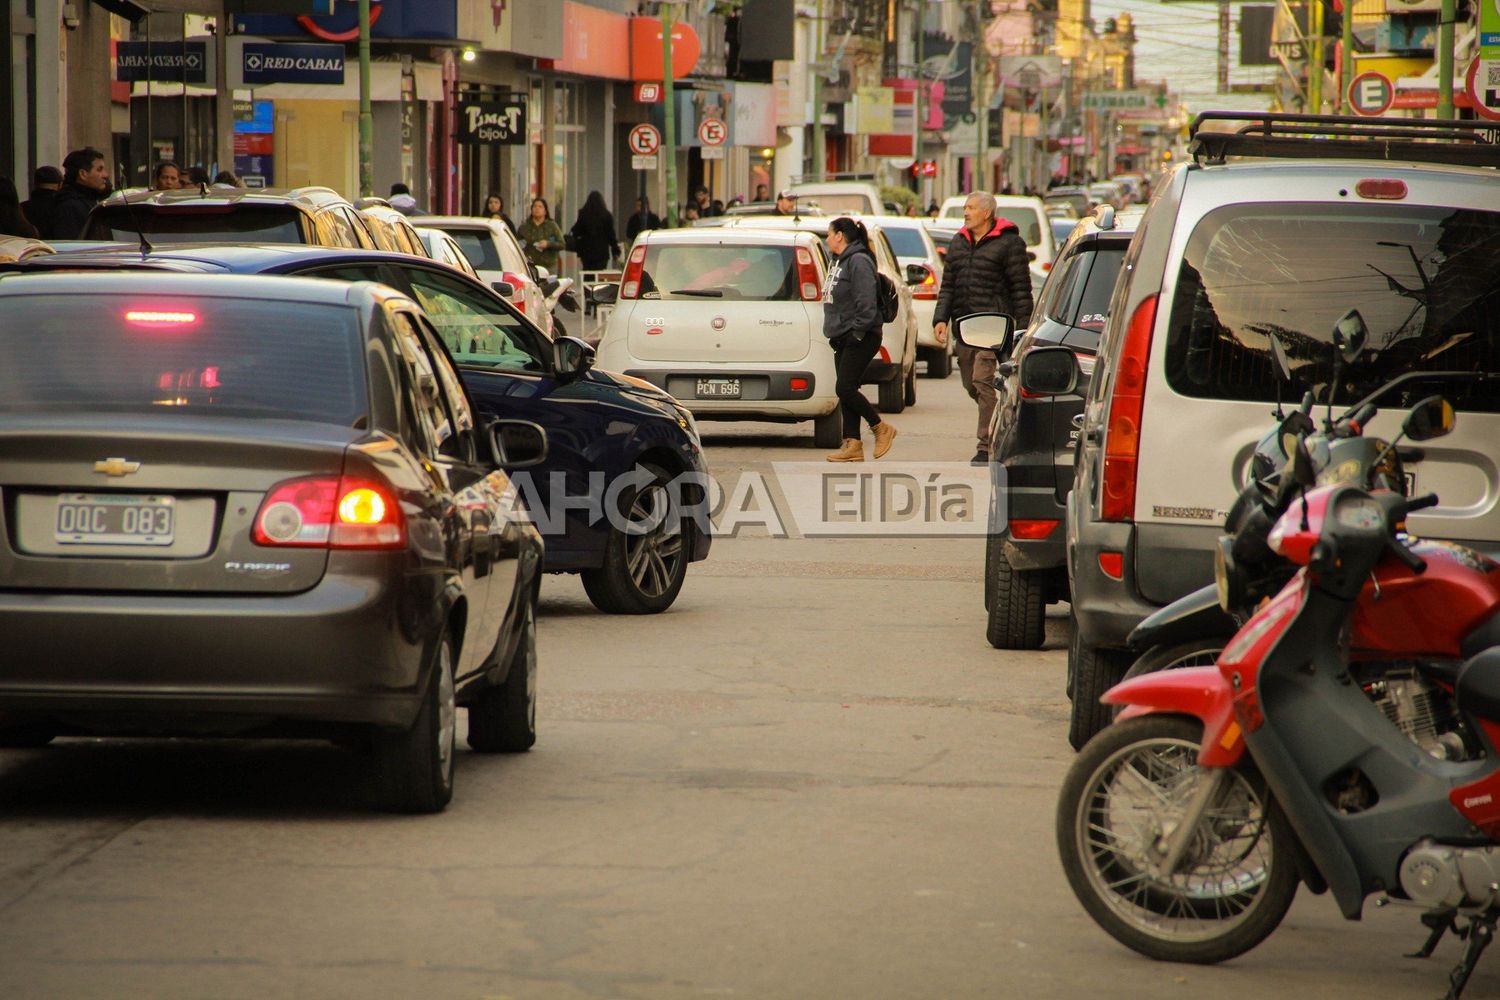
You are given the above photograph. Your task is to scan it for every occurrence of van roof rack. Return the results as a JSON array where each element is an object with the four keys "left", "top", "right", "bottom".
[{"left": 1189, "top": 112, "right": 1500, "bottom": 169}]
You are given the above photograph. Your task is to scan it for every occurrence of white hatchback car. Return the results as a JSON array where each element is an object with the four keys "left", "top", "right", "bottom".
[
  {"left": 863, "top": 216, "right": 948, "bottom": 379},
  {"left": 420, "top": 216, "right": 552, "bottom": 336},
  {"left": 593, "top": 228, "right": 850, "bottom": 448}
]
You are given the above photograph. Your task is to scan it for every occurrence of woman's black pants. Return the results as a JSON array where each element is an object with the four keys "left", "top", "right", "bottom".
[{"left": 834, "top": 334, "right": 882, "bottom": 440}]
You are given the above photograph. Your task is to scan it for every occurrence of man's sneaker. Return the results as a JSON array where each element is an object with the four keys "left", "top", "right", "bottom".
[
  {"left": 827, "top": 438, "right": 865, "bottom": 463},
  {"left": 872, "top": 421, "right": 897, "bottom": 459},
  {"left": 970, "top": 450, "right": 989, "bottom": 466}
]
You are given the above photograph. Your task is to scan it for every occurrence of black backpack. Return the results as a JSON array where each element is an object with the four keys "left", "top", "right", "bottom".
[{"left": 876, "top": 270, "right": 900, "bottom": 324}]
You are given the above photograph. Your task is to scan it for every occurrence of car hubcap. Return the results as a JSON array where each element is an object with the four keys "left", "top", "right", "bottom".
[
  {"left": 437, "top": 643, "right": 455, "bottom": 783},
  {"left": 624, "top": 484, "right": 682, "bottom": 598},
  {"left": 1076, "top": 735, "right": 1273, "bottom": 943}
]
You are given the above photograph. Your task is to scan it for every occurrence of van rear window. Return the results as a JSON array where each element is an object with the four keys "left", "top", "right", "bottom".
[
  {"left": 1164, "top": 203, "right": 1500, "bottom": 412},
  {"left": 87, "top": 206, "right": 304, "bottom": 244},
  {"left": 639, "top": 245, "right": 798, "bottom": 301}
]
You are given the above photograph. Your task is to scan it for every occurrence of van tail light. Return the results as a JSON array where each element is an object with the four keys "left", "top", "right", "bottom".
[
  {"left": 1100, "top": 294, "right": 1157, "bottom": 522},
  {"left": 910, "top": 264, "right": 938, "bottom": 300},
  {"left": 621, "top": 244, "right": 647, "bottom": 299},
  {"left": 253, "top": 475, "right": 406, "bottom": 550},
  {"left": 501, "top": 272, "right": 528, "bottom": 314},
  {"left": 1098, "top": 551, "right": 1125, "bottom": 580},
  {"left": 796, "top": 246, "right": 822, "bottom": 300},
  {"left": 1356, "top": 179, "right": 1407, "bottom": 201},
  {"left": 1010, "top": 518, "right": 1059, "bottom": 539}
]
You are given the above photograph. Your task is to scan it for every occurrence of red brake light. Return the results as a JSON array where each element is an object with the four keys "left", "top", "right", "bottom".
[
  {"left": 1010, "top": 518, "right": 1059, "bottom": 539},
  {"left": 796, "top": 246, "right": 822, "bottom": 300},
  {"left": 911, "top": 264, "right": 938, "bottom": 300},
  {"left": 1100, "top": 294, "right": 1157, "bottom": 522},
  {"left": 790, "top": 377, "right": 809, "bottom": 392},
  {"left": 621, "top": 245, "right": 647, "bottom": 299},
  {"left": 126, "top": 309, "right": 198, "bottom": 326},
  {"left": 253, "top": 475, "right": 405, "bottom": 550},
  {"left": 1355, "top": 179, "right": 1407, "bottom": 201},
  {"left": 501, "top": 272, "right": 528, "bottom": 314},
  {"left": 1098, "top": 551, "right": 1124, "bottom": 580}
]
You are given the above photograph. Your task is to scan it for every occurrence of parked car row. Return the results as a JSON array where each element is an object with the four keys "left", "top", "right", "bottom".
[{"left": 0, "top": 193, "right": 715, "bottom": 813}]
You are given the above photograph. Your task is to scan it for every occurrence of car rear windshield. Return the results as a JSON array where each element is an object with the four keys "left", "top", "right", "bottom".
[
  {"left": 0, "top": 294, "right": 366, "bottom": 423},
  {"left": 86, "top": 206, "right": 305, "bottom": 243},
  {"left": 441, "top": 229, "right": 502, "bottom": 271},
  {"left": 639, "top": 244, "right": 799, "bottom": 301},
  {"left": 1165, "top": 203, "right": 1500, "bottom": 412},
  {"left": 798, "top": 193, "right": 870, "bottom": 214},
  {"left": 999, "top": 208, "right": 1043, "bottom": 247},
  {"left": 882, "top": 227, "right": 930, "bottom": 259}
]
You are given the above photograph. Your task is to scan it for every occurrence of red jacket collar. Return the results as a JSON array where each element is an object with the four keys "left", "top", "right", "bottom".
[{"left": 959, "top": 217, "right": 1018, "bottom": 242}]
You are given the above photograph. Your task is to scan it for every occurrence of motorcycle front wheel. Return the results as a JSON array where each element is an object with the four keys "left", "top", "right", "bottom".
[{"left": 1056, "top": 715, "right": 1298, "bottom": 965}]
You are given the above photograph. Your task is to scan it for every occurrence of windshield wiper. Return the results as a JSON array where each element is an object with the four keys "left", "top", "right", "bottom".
[{"left": 670, "top": 288, "right": 724, "bottom": 298}]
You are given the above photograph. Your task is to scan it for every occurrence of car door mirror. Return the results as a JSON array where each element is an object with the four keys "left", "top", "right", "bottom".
[
  {"left": 491, "top": 281, "right": 515, "bottom": 298},
  {"left": 553, "top": 336, "right": 595, "bottom": 381},
  {"left": 903, "top": 263, "right": 929, "bottom": 286},
  {"left": 952, "top": 312, "right": 1016, "bottom": 354},
  {"left": 588, "top": 282, "right": 618, "bottom": 306},
  {"left": 1404, "top": 395, "right": 1455, "bottom": 442},
  {"left": 1017, "top": 345, "right": 1081, "bottom": 396},
  {"left": 487, "top": 419, "right": 548, "bottom": 469}
]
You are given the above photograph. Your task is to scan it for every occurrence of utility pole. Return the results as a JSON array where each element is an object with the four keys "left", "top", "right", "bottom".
[
  {"left": 1309, "top": 0, "right": 1324, "bottom": 112},
  {"left": 810, "top": 0, "right": 825, "bottom": 179},
  {"left": 1439, "top": 0, "right": 1455, "bottom": 117},
  {"left": 663, "top": 1, "right": 679, "bottom": 227},
  {"left": 1217, "top": 1, "right": 1229, "bottom": 93},
  {"left": 358, "top": 0, "right": 373, "bottom": 197},
  {"left": 1340, "top": 0, "right": 1353, "bottom": 111},
  {"left": 974, "top": 0, "right": 988, "bottom": 190},
  {"left": 915, "top": 0, "right": 925, "bottom": 198}
]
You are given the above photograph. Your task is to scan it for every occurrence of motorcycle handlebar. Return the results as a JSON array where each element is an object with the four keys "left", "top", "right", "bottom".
[
  {"left": 1387, "top": 537, "right": 1428, "bottom": 575},
  {"left": 1404, "top": 493, "right": 1440, "bottom": 515}
]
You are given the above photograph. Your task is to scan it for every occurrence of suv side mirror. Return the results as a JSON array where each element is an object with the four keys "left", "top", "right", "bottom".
[
  {"left": 553, "top": 336, "right": 595, "bottom": 381},
  {"left": 952, "top": 312, "right": 1016, "bottom": 355},
  {"left": 1404, "top": 395, "right": 1455, "bottom": 442},
  {"left": 491, "top": 280, "right": 515, "bottom": 299},
  {"left": 1017, "top": 345, "right": 1081, "bottom": 397},
  {"left": 903, "top": 263, "right": 929, "bottom": 286},
  {"left": 487, "top": 419, "right": 548, "bottom": 469}
]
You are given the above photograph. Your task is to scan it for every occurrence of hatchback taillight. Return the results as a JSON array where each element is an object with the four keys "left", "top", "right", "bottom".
[
  {"left": 253, "top": 475, "right": 406, "bottom": 550},
  {"left": 796, "top": 246, "right": 822, "bottom": 300},
  {"left": 501, "top": 271, "right": 529, "bottom": 314},
  {"left": 910, "top": 264, "right": 938, "bottom": 300},
  {"left": 621, "top": 245, "right": 647, "bottom": 299}
]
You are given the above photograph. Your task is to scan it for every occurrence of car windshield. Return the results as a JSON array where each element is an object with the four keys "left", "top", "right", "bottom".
[
  {"left": 882, "top": 227, "right": 929, "bottom": 259},
  {"left": 639, "top": 245, "right": 798, "bottom": 301},
  {"left": 0, "top": 294, "right": 366, "bottom": 423},
  {"left": 87, "top": 206, "right": 304, "bottom": 243},
  {"left": 441, "top": 229, "right": 502, "bottom": 271},
  {"left": 1165, "top": 203, "right": 1500, "bottom": 411},
  {"left": 998, "top": 208, "right": 1043, "bottom": 246}
]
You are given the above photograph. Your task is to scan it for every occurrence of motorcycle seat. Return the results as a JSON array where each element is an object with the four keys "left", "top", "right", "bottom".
[
  {"left": 1461, "top": 609, "right": 1500, "bottom": 661},
  {"left": 1456, "top": 647, "right": 1500, "bottom": 723}
]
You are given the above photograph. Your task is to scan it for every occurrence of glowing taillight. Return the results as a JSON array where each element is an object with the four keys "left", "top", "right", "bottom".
[
  {"left": 1100, "top": 294, "right": 1157, "bottom": 523},
  {"left": 1010, "top": 518, "right": 1058, "bottom": 539},
  {"left": 790, "top": 377, "right": 809, "bottom": 392},
  {"left": 253, "top": 475, "right": 405, "bottom": 550},
  {"left": 911, "top": 264, "right": 938, "bottom": 300},
  {"left": 126, "top": 309, "right": 198, "bottom": 326},
  {"left": 1356, "top": 179, "right": 1407, "bottom": 201},
  {"left": 621, "top": 245, "right": 647, "bottom": 299},
  {"left": 796, "top": 246, "right": 822, "bottom": 301}
]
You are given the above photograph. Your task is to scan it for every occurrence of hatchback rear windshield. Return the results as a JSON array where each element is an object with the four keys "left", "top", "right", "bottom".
[
  {"left": 0, "top": 294, "right": 366, "bottom": 423},
  {"left": 1165, "top": 203, "right": 1500, "bottom": 412},
  {"left": 882, "top": 227, "right": 930, "bottom": 259},
  {"left": 999, "top": 208, "right": 1043, "bottom": 247},
  {"left": 442, "top": 229, "right": 502, "bottom": 271},
  {"left": 86, "top": 206, "right": 305, "bottom": 243},
  {"left": 639, "top": 244, "right": 799, "bottom": 301}
]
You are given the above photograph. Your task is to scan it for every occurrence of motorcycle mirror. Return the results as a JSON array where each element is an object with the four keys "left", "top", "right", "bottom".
[
  {"left": 1292, "top": 437, "right": 1317, "bottom": 487},
  {"left": 1268, "top": 334, "right": 1293, "bottom": 383},
  {"left": 1277, "top": 411, "right": 1316, "bottom": 457},
  {"left": 1403, "top": 395, "right": 1456, "bottom": 442},
  {"left": 1332, "top": 308, "right": 1369, "bottom": 364}
]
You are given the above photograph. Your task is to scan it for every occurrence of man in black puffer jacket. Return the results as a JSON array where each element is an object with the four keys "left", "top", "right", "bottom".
[{"left": 932, "top": 191, "right": 1034, "bottom": 464}]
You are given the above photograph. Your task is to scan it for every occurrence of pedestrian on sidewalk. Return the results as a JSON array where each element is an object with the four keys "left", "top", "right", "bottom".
[
  {"left": 625, "top": 196, "right": 661, "bottom": 242},
  {"left": 19, "top": 166, "right": 61, "bottom": 238},
  {"left": 823, "top": 216, "right": 897, "bottom": 463},
  {"left": 517, "top": 197, "right": 564, "bottom": 273},
  {"left": 483, "top": 194, "right": 514, "bottom": 231},
  {"left": 569, "top": 190, "right": 619, "bottom": 272},
  {"left": 932, "top": 191, "right": 1033, "bottom": 465},
  {"left": 44, "top": 146, "right": 111, "bottom": 240}
]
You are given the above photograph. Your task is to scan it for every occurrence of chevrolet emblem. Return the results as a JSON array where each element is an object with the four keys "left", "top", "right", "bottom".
[{"left": 94, "top": 457, "right": 142, "bottom": 477}]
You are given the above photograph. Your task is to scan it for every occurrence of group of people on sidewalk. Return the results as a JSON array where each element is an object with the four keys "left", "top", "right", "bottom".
[
  {"left": 821, "top": 190, "right": 1033, "bottom": 465},
  {"left": 0, "top": 147, "right": 112, "bottom": 242}
]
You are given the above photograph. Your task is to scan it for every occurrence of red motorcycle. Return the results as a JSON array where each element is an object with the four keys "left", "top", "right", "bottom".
[{"left": 1056, "top": 401, "right": 1500, "bottom": 998}]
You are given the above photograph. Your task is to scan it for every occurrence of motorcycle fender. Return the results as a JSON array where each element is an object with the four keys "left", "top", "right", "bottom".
[
  {"left": 1126, "top": 583, "right": 1237, "bottom": 651},
  {"left": 1105, "top": 666, "right": 1246, "bottom": 767}
]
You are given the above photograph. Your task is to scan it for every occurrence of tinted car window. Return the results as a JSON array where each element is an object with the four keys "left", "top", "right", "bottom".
[
  {"left": 444, "top": 229, "right": 503, "bottom": 271},
  {"left": 640, "top": 245, "right": 797, "bottom": 301},
  {"left": 390, "top": 311, "right": 456, "bottom": 455},
  {"left": 1058, "top": 246, "right": 1125, "bottom": 331},
  {"left": 402, "top": 267, "right": 548, "bottom": 373},
  {"left": 0, "top": 294, "right": 365, "bottom": 423},
  {"left": 1040, "top": 251, "right": 1084, "bottom": 325},
  {"left": 1165, "top": 203, "right": 1500, "bottom": 411},
  {"left": 88, "top": 206, "right": 305, "bottom": 243},
  {"left": 883, "top": 226, "right": 930, "bottom": 259}
]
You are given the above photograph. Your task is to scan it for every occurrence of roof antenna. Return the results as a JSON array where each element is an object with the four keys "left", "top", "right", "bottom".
[{"left": 116, "top": 189, "right": 154, "bottom": 258}]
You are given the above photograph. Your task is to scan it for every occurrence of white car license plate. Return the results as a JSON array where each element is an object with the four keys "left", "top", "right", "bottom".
[
  {"left": 55, "top": 493, "right": 176, "bottom": 546},
  {"left": 697, "top": 378, "right": 741, "bottom": 399}
]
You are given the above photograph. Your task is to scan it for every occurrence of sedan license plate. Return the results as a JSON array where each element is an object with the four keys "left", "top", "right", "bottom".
[
  {"left": 55, "top": 493, "right": 175, "bottom": 546},
  {"left": 697, "top": 378, "right": 742, "bottom": 399}
]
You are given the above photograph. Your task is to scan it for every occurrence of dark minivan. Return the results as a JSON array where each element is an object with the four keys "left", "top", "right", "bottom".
[{"left": 983, "top": 209, "right": 1134, "bottom": 649}]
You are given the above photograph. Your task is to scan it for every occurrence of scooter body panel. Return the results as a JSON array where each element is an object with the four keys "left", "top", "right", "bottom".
[{"left": 1351, "top": 543, "right": 1500, "bottom": 658}]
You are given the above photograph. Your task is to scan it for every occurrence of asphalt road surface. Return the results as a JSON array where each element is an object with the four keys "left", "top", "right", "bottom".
[{"left": 1, "top": 371, "right": 1494, "bottom": 999}]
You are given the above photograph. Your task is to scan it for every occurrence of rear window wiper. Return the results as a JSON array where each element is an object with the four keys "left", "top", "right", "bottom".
[{"left": 669, "top": 288, "right": 724, "bottom": 298}]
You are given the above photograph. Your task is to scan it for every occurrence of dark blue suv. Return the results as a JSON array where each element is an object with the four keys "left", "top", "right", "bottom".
[
  {"left": 984, "top": 210, "right": 1134, "bottom": 648},
  {"left": 8, "top": 245, "right": 710, "bottom": 614}
]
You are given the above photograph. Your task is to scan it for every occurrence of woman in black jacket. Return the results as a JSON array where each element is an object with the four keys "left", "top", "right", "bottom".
[
  {"left": 569, "top": 190, "right": 620, "bottom": 271},
  {"left": 822, "top": 217, "right": 897, "bottom": 462}
]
